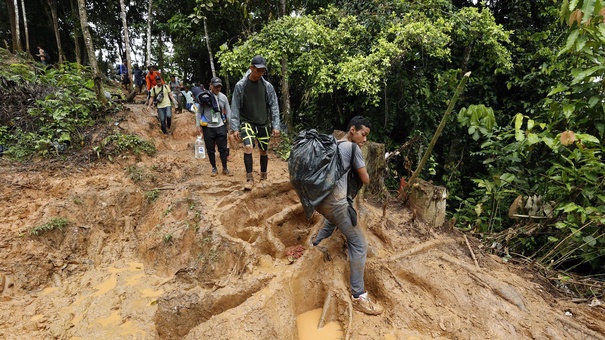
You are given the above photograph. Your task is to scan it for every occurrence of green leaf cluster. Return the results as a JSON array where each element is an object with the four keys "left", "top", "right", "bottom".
[
  {"left": 454, "top": 0, "right": 605, "bottom": 271},
  {"left": 0, "top": 60, "right": 105, "bottom": 160},
  {"left": 30, "top": 217, "right": 71, "bottom": 236},
  {"left": 93, "top": 133, "right": 156, "bottom": 161}
]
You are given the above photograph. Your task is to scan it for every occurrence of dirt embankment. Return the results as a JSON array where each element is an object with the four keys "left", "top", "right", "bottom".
[{"left": 0, "top": 100, "right": 604, "bottom": 339}]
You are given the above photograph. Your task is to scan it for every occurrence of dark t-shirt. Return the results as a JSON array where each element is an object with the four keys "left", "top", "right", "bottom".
[{"left": 242, "top": 80, "right": 269, "bottom": 126}]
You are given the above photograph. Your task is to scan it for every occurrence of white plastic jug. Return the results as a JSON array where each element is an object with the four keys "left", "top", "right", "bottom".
[{"left": 194, "top": 136, "right": 206, "bottom": 159}]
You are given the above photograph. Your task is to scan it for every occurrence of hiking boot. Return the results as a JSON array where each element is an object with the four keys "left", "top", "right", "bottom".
[
  {"left": 244, "top": 173, "right": 254, "bottom": 190},
  {"left": 260, "top": 172, "right": 267, "bottom": 181},
  {"left": 223, "top": 168, "right": 233, "bottom": 176},
  {"left": 352, "top": 292, "right": 383, "bottom": 315},
  {"left": 211, "top": 168, "right": 218, "bottom": 177}
]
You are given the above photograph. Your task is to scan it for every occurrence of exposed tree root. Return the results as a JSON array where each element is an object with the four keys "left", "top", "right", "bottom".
[
  {"left": 463, "top": 234, "right": 480, "bottom": 269},
  {"left": 440, "top": 254, "right": 527, "bottom": 311},
  {"left": 554, "top": 315, "right": 605, "bottom": 340},
  {"left": 345, "top": 296, "right": 353, "bottom": 340},
  {"left": 381, "top": 238, "right": 461, "bottom": 263},
  {"left": 383, "top": 264, "right": 405, "bottom": 290},
  {"left": 317, "top": 291, "right": 333, "bottom": 329},
  {"left": 266, "top": 203, "right": 303, "bottom": 225}
]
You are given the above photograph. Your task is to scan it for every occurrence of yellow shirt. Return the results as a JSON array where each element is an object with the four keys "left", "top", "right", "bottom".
[{"left": 151, "top": 85, "right": 171, "bottom": 108}]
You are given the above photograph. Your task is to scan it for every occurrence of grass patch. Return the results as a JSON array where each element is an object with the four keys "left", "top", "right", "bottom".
[
  {"left": 30, "top": 217, "right": 71, "bottom": 236},
  {"left": 145, "top": 189, "right": 160, "bottom": 203},
  {"left": 93, "top": 133, "right": 156, "bottom": 160}
]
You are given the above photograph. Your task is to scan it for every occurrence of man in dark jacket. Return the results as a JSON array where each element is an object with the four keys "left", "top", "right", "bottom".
[{"left": 230, "top": 55, "right": 281, "bottom": 190}]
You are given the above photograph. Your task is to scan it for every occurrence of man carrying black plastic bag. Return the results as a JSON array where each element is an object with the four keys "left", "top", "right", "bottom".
[{"left": 290, "top": 116, "right": 383, "bottom": 315}]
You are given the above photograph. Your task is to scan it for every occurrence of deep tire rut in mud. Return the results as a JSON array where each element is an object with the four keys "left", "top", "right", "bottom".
[{"left": 1, "top": 100, "right": 604, "bottom": 339}]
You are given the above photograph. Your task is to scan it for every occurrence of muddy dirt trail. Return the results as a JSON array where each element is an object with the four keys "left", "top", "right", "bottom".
[{"left": 1, "top": 100, "right": 604, "bottom": 339}]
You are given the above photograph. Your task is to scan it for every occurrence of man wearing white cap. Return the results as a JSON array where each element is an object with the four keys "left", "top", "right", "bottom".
[{"left": 230, "top": 55, "right": 281, "bottom": 189}]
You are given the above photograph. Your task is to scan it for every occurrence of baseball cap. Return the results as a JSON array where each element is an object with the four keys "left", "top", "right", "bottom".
[
  {"left": 251, "top": 55, "right": 267, "bottom": 69},
  {"left": 210, "top": 77, "right": 222, "bottom": 86}
]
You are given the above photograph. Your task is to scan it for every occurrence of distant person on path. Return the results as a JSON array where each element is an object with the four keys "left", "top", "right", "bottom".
[
  {"left": 119, "top": 60, "right": 130, "bottom": 91},
  {"left": 195, "top": 77, "right": 233, "bottom": 176},
  {"left": 310, "top": 115, "right": 383, "bottom": 316},
  {"left": 133, "top": 64, "right": 145, "bottom": 94},
  {"left": 145, "top": 66, "right": 163, "bottom": 101},
  {"left": 230, "top": 55, "right": 280, "bottom": 189},
  {"left": 36, "top": 46, "right": 49, "bottom": 65},
  {"left": 169, "top": 75, "right": 183, "bottom": 113},
  {"left": 146, "top": 75, "right": 178, "bottom": 135},
  {"left": 182, "top": 86, "right": 194, "bottom": 112}
]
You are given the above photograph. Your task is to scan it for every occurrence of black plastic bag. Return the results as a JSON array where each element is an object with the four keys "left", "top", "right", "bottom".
[{"left": 288, "top": 129, "right": 347, "bottom": 219}]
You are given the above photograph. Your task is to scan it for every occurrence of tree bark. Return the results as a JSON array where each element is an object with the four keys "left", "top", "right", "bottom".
[
  {"left": 77, "top": 0, "right": 107, "bottom": 105},
  {"left": 12, "top": 0, "right": 21, "bottom": 52},
  {"left": 70, "top": 0, "right": 82, "bottom": 64},
  {"left": 46, "top": 0, "right": 64, "bottom": 63},
  {"left": 279, "top": 0, "right": 291, "bottom": 133},
  {"left": 19, "top": 0, "right": 28, "bottom": 54},
  {"left": 120, "top": 0, "right": 133, "bottom": 90},
  {"left": 5, "top": 0, "right": 16, "bottom": 52},
  {"left": 461, "top": 41, "right": 474, "bottom": 75},
  {"left": 203, "top": 17, "right": 216, "bottom": 78},
  {"left": 280, "top": 57, "right": 291, "bottom": 133},
  {"left": 146, "top": 0, "right": 152, "bottom": 67},
  {"left": 157, "top": 31, "right": 164, "bottom": 70}
]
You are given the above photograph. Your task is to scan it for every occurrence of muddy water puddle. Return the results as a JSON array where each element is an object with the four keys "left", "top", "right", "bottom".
[
  {"left": 297, "top": 308, "right": 343, "bottom": 340},
  {"left": 35, "top": 260, "right": 164, "bottom": 339}
]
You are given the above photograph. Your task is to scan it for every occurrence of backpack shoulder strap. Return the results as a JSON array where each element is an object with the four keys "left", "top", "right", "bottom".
[{"left": 350, "top": 143, "right": 357, "bottom": 170}]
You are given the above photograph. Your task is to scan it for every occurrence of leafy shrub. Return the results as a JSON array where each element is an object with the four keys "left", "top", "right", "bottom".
[
  {"left": 0, "top": 58, "right": 107, "bottom": 160},
  {"left": 145, "top": 189, "right": 160, "bottom": 203},
  {"left": 30, "top": 217, "right": 71, "bottom": 236},
  {"left": 93, "top": 133, "right": 156, "bottom": 160}
]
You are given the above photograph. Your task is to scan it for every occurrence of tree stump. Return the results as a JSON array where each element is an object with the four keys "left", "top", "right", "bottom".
[{"left": 406, "top": 179, "right": 447, "bottom": 227}]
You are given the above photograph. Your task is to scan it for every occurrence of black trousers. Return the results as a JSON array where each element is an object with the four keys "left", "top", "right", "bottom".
[{"left": 202, "top": 125, "right": 228, "bottom": 169}]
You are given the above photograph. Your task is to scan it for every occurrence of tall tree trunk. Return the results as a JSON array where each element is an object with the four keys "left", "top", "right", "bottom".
[
  {"left": 47, "top": 0, "right": 64, "bottom": 63},
  {"left": 279, "top": 0, "right": 291, "bottom": 133},
  {"left": 5, "top": 0, "right": 16, "bottom": 52},
  {"left": 145, "top": 0, "right": 152, "bottom": 67},
  {"left": 70, "top": 0, "right": 82, "bottom": 64},
  {"left": 157, "top": 31, "right": 164, "bottom": 71},
  {"left": 19, "top": 0, "right": 29, "bottom": 53},
  {"left": 280, "top": 57, "right": 291, "bottom": 133},
  {"left": 119, "top": 0, "right": 133, "bottom": 90},
  {"left": 77, "top": 0, "right": 107, "bottom": 105},
  {"left": 13, "top": 0, "right": 21, "bottom": 52},
  {"left": 461, "top": 42, "right": 474, "bottom": 75},
  {"left": 203, "top": 17, "right": 216, "bottom": 78}
]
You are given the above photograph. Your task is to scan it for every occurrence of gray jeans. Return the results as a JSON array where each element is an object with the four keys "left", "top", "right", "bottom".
[{"left": 313, "top": 201, "right": 367, "bottom": 297}]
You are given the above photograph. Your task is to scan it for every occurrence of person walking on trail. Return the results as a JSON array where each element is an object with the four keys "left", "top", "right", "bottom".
[
  {"left": 230, "top": 55, "right": 280, "bottom": 190},
  {"left": 133, "top": 64, "right": 145, "bottom": 94},
  {"left": 195, "top": 77, "right": 233, "bottom": 177},
  {"left": 145, "top": 66, "right": 162, "bottom": 100},
  {"left": 182, "top": 86, "right": 194, "bottom": 112},
  {"left": 119, "top": 60, "right": 130, "bottom": 91},
  {"left": 310, "top": 116, "right": 384, "bottom": 316},
  {"left": 36, "top": 46, "right": 49, "bottom": 65},
  {"left": 146, "top": 75, "right": 178, "bottom": 135},
  {"left": 169, "top": 75, "right": 183, "bottom": 113}
]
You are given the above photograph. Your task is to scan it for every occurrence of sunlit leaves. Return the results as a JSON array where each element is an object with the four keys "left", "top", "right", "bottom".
[{"left": 457, "top": 104, "right": 497, "bottom": 141}]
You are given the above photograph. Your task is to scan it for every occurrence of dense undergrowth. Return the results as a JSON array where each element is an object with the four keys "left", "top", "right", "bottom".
[{"left": 0, "top": 48, "right": 154, "bottom": 161}]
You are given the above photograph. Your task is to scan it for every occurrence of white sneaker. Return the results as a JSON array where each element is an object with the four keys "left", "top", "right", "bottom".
[{"left": 352, "top": 292, "right": 384, "bottom": 315}]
